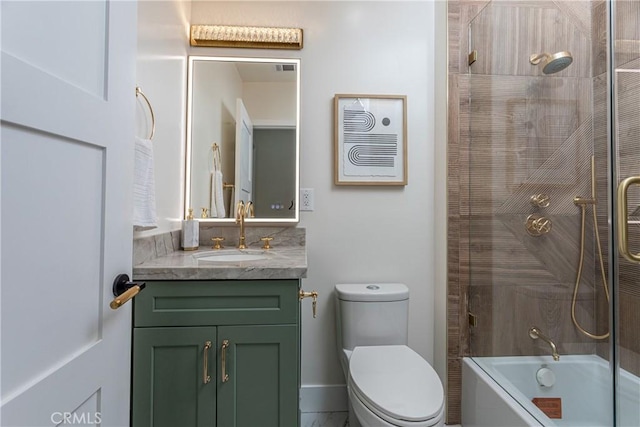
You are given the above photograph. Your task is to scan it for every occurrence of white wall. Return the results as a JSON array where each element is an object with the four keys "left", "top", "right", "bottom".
[
  {"left": 190, "top": 1, "right": 438, "bottom": 409},
  {"left": 140, "top": 0, "right": 444, "bottom": 412},
  {"left": 244, "top": 81, "right": 297, "bottom": 127},
  {"left": 135, "top": 0, "right": 191, "bottom": 237}
]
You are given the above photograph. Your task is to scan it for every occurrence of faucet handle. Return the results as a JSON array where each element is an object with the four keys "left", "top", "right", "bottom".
[
  {"left": 260, "top": 237, "right": 273, "bottom": 249},
  {"left": 211, "top": 237, "right": 225, "bottom": 250}
]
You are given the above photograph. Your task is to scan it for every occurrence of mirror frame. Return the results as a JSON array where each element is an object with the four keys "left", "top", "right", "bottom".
[{"left": 184, "top": 55, "right": 300, "bottom": 224}]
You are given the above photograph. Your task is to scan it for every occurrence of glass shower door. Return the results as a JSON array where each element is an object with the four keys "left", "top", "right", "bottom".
[
  {"left": 463, "top": 0, "right": 640, "bottom": 425},
  {"left": 610, "top": 2, "right": 640, "bottom": 426}
]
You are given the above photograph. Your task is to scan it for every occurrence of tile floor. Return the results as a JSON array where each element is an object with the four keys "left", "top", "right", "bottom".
[
  {"left": 301, "top": 412, "right": 462, "bottom": 427},
  {"left": 300, "top": 412, "right": 348, "bottom": 427}
]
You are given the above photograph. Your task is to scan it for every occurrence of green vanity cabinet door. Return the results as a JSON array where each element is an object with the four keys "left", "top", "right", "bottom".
[
  {"left": 217, "top": 324, "right": 299, "bottom": 427},
  {"left": 132, "top": 327, "right": 217, "bottom": 427}
]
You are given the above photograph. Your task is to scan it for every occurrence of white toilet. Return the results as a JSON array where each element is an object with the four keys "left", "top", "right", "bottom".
[{"left": 335, "top": 283, "right": 444, "bottom": 427}]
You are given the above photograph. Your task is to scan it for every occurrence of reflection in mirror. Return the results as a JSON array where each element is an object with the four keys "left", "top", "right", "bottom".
[{"left": 185, "top": 56, "right": 300, "bottom": 223}]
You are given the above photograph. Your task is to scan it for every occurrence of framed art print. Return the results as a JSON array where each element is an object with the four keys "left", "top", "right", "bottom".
[{"left": 334, "top": 94, "right": 407, "bottom": 185}]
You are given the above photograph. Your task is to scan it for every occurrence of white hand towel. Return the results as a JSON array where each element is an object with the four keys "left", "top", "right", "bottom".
[
  {"left": 213, "top": 170, "right": 226, "bottom": 218},
  {"left": 133, "top": 137, "right": 158, "bottom": 229},
  {"left": 209, "top": 145, "right": 226, "bottom": 218},
  {"left": 210, "top": 172, "right": 217, "bottom": 217}
]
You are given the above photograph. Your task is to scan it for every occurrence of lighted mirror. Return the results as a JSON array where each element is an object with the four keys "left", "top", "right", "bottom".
[{"left": 185, "top": 56, "right": 300, "bottom": 223}]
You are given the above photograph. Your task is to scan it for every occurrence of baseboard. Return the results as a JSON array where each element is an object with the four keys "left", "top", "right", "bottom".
[{"left": 299, "top": 385, "right": 348, "bottom": 413}]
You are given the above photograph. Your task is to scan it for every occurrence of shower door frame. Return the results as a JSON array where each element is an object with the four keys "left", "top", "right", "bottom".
[{"left": 607, "top": 1, "right": 640, "bottom": 425}]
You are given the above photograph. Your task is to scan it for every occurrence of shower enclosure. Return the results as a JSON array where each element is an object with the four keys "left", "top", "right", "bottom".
[{"left": 455, "top": 0, "right": 640, "bottom": 425}]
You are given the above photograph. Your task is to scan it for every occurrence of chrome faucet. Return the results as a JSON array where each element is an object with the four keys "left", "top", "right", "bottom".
[
  {"left": 235, "top": 201, "right": 254, "bottom": 249},
  {"left": 529, "top": 326, "right": 560, "bottom": 361}
]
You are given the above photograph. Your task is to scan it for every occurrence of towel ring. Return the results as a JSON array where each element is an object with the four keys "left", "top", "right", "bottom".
[{"left": 136, "top": 86, "right": 155, "bottom": 140}]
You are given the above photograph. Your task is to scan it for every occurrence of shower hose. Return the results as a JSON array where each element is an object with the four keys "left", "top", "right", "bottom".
[{"left": 572, "top": 201, "right": 610, "bottom": 340}]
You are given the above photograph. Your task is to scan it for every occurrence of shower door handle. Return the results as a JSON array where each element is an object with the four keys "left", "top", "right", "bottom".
[{"left": 617, "top": 176, "right": 640, "bottom": 263}]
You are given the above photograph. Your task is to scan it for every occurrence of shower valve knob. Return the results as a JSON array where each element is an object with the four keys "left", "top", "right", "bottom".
[
  {"left": 526, "top": 214, "right": 552, "bottom": 236},
  {"left": 530, "top": 193, "right": 550, "bottom": 208}
]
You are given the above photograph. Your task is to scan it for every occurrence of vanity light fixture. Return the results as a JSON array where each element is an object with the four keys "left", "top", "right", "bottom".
[{"left": 190, "top": 24, "right": 303, "bottom": 50}]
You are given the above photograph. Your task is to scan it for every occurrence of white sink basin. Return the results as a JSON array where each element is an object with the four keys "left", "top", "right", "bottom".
[{"left": 194, "top": 249, "right": 269, "bottom": 263}]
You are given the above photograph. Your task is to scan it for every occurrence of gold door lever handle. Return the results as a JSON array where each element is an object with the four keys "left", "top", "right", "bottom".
[
  {"left": 110, "top": 285, "right": 142, "bottom": 309},
  {"left": 109, "top": 274, "right": 146, "bottom": 310},
  {"left": 617, "top": 176, "right": 640, "bottom": 263}
]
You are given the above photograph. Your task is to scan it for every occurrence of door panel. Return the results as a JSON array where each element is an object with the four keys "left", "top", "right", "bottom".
[
  {"left": 218, "top": 325, "right": 298, "bottom": 427},
  {"left": 1, "top": 127, "right": 105, "bottom": 397},
  {"left": 1, "top": 1, "right": 108, "bottom": 98},
  {"left": 133, "top": 327, "right": 217, "bottom": 427},
  {"left": 612, "top": 1, "right": 640, "bottom": 424},
  {"left": 234, "top": 98, "right": 254, "bottom": 213},
  {"left": 0, "top": 1, "right": 137, "bottom": 426}
]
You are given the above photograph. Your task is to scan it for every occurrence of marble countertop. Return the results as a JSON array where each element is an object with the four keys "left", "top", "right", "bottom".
[{"left": 133, "top": 245, "right": 307, "bottom": 281}]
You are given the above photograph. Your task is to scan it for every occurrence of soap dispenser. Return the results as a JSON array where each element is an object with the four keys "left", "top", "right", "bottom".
[{"left": 181, "top": 208, "right": 199, "bottom": 250}]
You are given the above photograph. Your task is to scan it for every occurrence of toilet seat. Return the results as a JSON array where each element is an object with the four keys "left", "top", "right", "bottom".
[{"left": 348, "top": 345, "right": 444, "bottom": 426}]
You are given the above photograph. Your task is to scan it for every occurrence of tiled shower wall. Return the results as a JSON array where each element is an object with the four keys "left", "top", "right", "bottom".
[{"left": 447, "top": 0, "right": 639, "bottom": 423}]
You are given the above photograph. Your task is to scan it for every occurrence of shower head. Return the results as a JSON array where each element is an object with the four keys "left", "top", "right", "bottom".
[{"left": 529, "top": 51, "right": 573, "bottom": 74}]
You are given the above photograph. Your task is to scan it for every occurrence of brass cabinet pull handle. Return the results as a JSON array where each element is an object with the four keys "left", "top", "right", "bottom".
[
  {"left": 221, "top": 339, "right": 230, "bottom": 383},
  {"left": 203, "top": 341, "right": 212, "bottom": 384},
  {"left": 617, "top": 176, "right": 640, "bottom": 263}
]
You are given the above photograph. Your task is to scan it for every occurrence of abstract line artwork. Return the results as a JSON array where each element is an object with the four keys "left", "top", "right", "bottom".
[{"left": 334, "top": 95, "right": 407, "bottom": 185}]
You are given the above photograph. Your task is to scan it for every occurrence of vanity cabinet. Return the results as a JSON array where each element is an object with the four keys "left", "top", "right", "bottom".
[{"left": 131, "top": 280, "right": 300, "bottom": 427}]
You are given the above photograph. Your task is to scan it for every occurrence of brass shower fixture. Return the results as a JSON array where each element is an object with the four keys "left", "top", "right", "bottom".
[
  {"left": 572, "top": 156, "right": 609, "bottom": 340},
  {"left": 530, "top": 193, "right": 551, "bottom": 208},
  {"left": 530, "top": 51, "right": 573, "bottom": 74},
  {"left": 526, "top": 214, "right": 552, "bottom": 236}
]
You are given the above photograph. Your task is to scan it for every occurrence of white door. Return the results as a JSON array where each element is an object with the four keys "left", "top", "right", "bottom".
[
  {"left": 234, "top": 98, "right": 254, "bottom": 215},
  {"left": 1, "top": 2, "right": 137, "bottom": 426}
]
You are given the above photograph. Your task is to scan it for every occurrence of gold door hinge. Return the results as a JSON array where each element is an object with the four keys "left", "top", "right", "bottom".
[
  {"left": 468, "top": 312, "right": 478, "bottom": 327},
  {"left": 468, "top": 50, "right": 477, "bottom": 66}
]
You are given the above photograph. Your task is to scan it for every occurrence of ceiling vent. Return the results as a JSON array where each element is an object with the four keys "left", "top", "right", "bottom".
[{"left": 275, "top": 64, "right": 296, "bottom": 72}]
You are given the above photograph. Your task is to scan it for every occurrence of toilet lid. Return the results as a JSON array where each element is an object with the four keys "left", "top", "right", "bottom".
[{"left": 348, "top": 345, "right": 444, "bottom": 424}]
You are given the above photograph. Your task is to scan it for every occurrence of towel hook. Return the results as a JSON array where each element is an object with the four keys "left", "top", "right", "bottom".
[{"left": 136, "top": 86, "right": 155, "bottom": 140}]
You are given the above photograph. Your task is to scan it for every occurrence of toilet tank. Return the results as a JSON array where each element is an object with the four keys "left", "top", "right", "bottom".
[{"left": 335, "top": 283, "right": 409, "bottom": 351}]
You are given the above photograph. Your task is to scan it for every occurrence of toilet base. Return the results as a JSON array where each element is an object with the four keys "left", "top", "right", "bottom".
[{"left": 346, "top": 393, "right": 362, "bottom": 427}]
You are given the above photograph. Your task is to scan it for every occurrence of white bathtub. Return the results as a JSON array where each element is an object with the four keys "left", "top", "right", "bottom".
[{"left": 462, "top": 355, "right": 640, "bottom": 427}]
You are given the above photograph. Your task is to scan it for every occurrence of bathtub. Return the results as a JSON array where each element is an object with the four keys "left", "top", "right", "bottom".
[{"left": 462, "top": 355, "right": 640, "bottom": 427}]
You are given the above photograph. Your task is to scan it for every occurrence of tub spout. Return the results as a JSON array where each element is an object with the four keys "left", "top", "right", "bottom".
[{"left": 529, "top": 327, "right": 560, "bottom": 361}]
